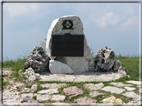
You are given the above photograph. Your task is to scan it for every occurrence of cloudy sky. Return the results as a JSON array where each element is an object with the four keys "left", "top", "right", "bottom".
[{"left": 2, "top": 2, "right": 141, "bottom": 60}]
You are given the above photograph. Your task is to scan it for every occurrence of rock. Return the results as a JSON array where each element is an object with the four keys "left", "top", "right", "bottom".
[
  {"left": 46, "top": 15, "right": 94, "bottom": 73},
  {"left": 20, "top": 93, "right": 33, "bottom": 102},
  {"left": 30, "top": 84, "right": 38, "bottom": 93},
  {"left": 118, "top": 66, "right": 127, "bottom": 77},
  {"left": 94, "top": 46, "right": 126, "bottom": 73},
  {"left": 74, "top": 97, "right": 96, "bottom": 104},
  {"left": 102, "top": 96, "right": 116, "bottom": 103},
  {"left": 126, "top": 80, "right": 141, "bottom": 85},
  {"left": 122, "top": 92, "right": 139, "bottom": 100},
  {"left": 102, "top": 96, "right": 123, "bottom": 105},
  {"left": 24, "top": 67, "right": 40, "bottom": 82},
  {"left": 115, "top": 98, "right": 123, "bottom": 104},
  {"left": 63, "top": 86, "right": 83, "bottom": 97},
  {"left": 113, "top": 60, "right": 121, "bottom": 71},
  {"left": 40, "top": 83, "right": 67, "bottom": 89},
  {"left": 94, "top": 46, "right": 115, "bottom": 71},
  {"left": 89, "top": 91, "right": 104, "bottom": 97},
  {"left": 37, "top": 94, "right": 51, "bottom": 102},
  {"left": 83, "top": 83, "right": 104, "bottom": 91},
  {"left": 110, "top": 82, "right": 132, "bottom": 87},
  {"left": 49, "top": 60, "right": 74, "bottom": 74},
  {"left": 124, "top": 87, "right": 136, "bottom": 91},
  {"left": 37, "top": 89, "right": 59, "bottom": 95},
  {"left": 101, "top": 86, "right": 125, "bottom": 94},
  {"left": 50, "top": 95, "right": 66, "bottom": 101},
  {"left": 25, "top": 46, "right": 49, "bottom": 73}
]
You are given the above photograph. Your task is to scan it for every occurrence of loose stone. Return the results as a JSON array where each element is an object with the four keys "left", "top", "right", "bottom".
[
  {"left": 30, "top": 84, "right": 38, "bottom": 93},
  {"left": 102, "top": 96, "right": 123, "bottom": 105},
  {"left": 20, "top": 93, "right": 33, "bottom": 102}
]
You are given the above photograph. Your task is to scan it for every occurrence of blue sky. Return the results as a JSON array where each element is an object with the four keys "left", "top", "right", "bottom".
[{"left": 2, "top": 2, "right": 141, "bottom": 60}]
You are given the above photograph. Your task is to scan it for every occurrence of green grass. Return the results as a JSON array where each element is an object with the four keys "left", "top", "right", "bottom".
[
  {"left": 1, "top": 55, "right": 140, "bottom": 81},
  {"left": 115, "top": 55, "right": 140, "bottom": 81},
  {"left": 2, "top": 58, "right": 26, "bottom": 81}
]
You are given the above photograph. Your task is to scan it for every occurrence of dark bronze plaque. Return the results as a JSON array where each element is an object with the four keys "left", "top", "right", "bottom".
[{"left": 51, "top": 34, "right": 84, "bottom": 56}]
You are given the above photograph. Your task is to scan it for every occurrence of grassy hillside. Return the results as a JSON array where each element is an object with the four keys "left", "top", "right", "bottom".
[{"left": 1, "top": 56, "right": 140, "bottom": 81}]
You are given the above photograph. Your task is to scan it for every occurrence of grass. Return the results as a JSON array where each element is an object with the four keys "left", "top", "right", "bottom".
[
  {"left": 2, "top": 58, "right": 26, "bottom": 81},
  {"left": 115, "top": 55, "right": 140, "bottom": 81},
  {"left": 1, "top": 55, "right": 140, "bottom": 104},
  {"left": 1, "top": 55, "right": 140, "bottom": 81}
]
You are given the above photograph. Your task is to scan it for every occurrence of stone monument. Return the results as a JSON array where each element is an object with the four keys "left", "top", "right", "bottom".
[{"left": 46, "top": 15, "right": 94, "bottom": 74}]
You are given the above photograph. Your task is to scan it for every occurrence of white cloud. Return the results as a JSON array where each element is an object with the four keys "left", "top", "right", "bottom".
[
  {"left": 94, "top": 12, "right": 121, "bottom": 28},
  {"left": 4, "top": 3, "right": 39, "bottom": 17},
  {"left": 120, "top": 16, "right": 139, "bottom": 29}
]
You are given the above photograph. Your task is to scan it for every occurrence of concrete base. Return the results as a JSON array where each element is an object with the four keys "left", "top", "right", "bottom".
[{"left": 40, "top": 71, "right": 128, "bottom": 82}]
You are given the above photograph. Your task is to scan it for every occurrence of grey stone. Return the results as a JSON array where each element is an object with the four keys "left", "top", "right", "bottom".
[
  {"left": 37, "top": 94, "right": 51, "bottom": 102},
  {"left": 20, "top": 93, "right": 33, "bottom": 102},
  {"left": 74, "top": 97, "right": 96, "bottom": 104},
  {"left": 118, "top": 66, "right": 127, "bottom": 77},
  {"left": 49, "top": 60, "right": 74, "bottom": 74},
  {"left": 40, "top": 83, "right": 67, "bottom": 89},
  {"left": 63, "top": 86, "right": 83, "bottom": 97},
  {"left": 37, "top": 89, "right": 59, "bottom": 95},
  {"left": 89, "top": 91, "right": 104, "bottom": 97},
  {"left": 25, "top": 46, "right": 49, "bottom": 73},
  {"left": 124, "top": 87, "right": 136, "bottom": 91},
  {"left": 110, "top": 82, "right": 132, "bottom": 87},
  {"left": 46, "top": 15, "right": 94, "bottom": 73},
  {"left": 122, "top": 92, "right": 139, "bottom": 100},
  {"left": 94, "top": 46, "right": 115, "bottom": 71},
  {"left": 24, "top": 67, "right": 40, "bottom": 82},
  {"left": 101, "top": 86, "right": 125, "bottom": 94},
  {"left": 30, "top": 84, "right": 38, "bottom": 93},
  {"left": 126, "top": 81, "right": 141, "bottom": 85},
  {"left": 50, "top": 95, "right": 66, "bottom": 101},
  {"left": 94, "top": 46, "right": 126, "bottom": 74},
  {"left": 83, "top": 83, "right": 104, "bottom": 91}
]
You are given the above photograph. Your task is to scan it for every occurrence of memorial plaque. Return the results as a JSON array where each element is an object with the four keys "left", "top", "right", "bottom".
[{"left": 51, "top": 34, "right": 84, "bottom": 56}]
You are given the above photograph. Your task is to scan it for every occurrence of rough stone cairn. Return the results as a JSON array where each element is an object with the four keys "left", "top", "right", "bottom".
[
  {"left": 46, "top": 15, "right": 94, "bottom": 74},
  {"left": 25, "top": 46, "right": 49, "bottom": 73},
  {"left": 94, "top": 46, "right": 126, "bottom": 75}
]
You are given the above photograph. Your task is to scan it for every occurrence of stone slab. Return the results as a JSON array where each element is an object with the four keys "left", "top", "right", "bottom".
[
  {"left": 124, "top": 87, "right": 136, "bottom": 91},
  {"left": 122, "top": 92, "right": 139, "bottom": 100},
  {"left": 37, "top": 89, "right": 59, "bottom": 95},
  {"left": 101, "top": 86, "right": 125, "bottom": 94},
  {"left": 110, "top": 82, "right": 132, "bottom": 87},
  {"left": 83, "top": 83, "right": 104, "bottom": 91},
  {"left": 74, "top": 97, "right": 96, "bottom": 104},
  {"left": 126, "top": 81, "right": 141, "bottom": 85},
  {"left": 63, "top": 86, "right": 83, "bottom": 97},
  {"left": 41, "top": 83, "right": 67, "bottom": 89},
  {"left": 50, "top": 95, "right": 66, "bottom": 101}
]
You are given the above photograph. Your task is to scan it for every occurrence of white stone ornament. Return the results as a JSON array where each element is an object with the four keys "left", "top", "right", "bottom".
[{"left": 49, "top": 60, "right": 74, "bottom": 74}]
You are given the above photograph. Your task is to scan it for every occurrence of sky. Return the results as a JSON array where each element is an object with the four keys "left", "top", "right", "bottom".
[{"left": 2, "top": 1, "right": 141, "bottom": 61}]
